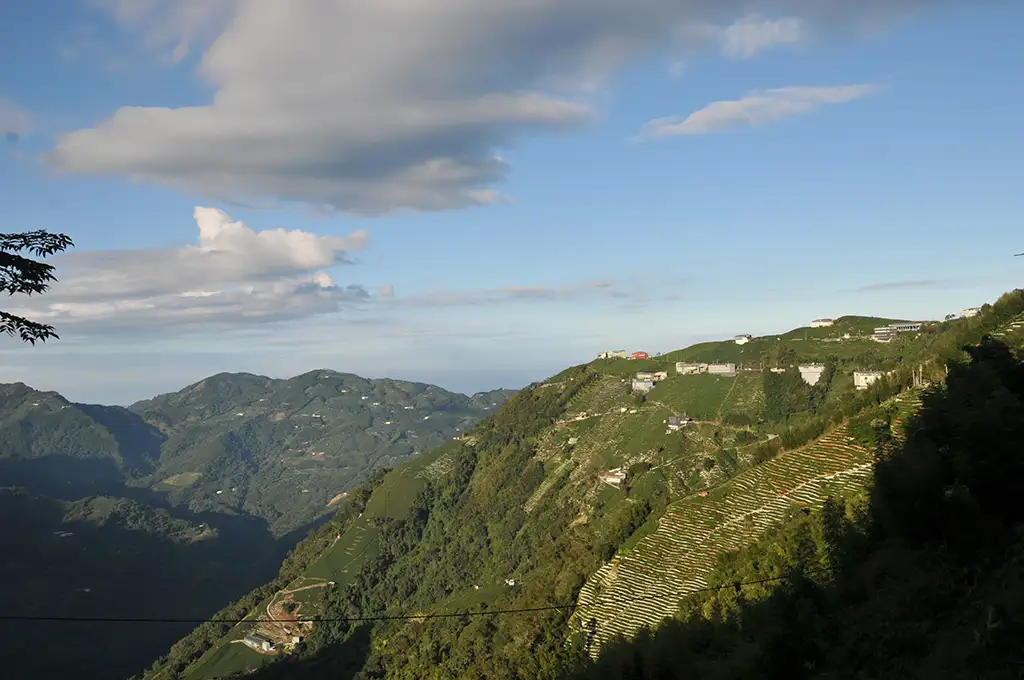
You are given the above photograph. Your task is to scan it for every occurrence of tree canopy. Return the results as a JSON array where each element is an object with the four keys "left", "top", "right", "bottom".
[{"left": 0, "top": 229, "right": 73, "bottom": 344}]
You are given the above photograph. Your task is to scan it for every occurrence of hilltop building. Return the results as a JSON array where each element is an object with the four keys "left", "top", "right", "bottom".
[
  {"left": 854, "top": 370, "right": 885, "bottom": 390},
  {"left": 961, "top": 307, "right": 981, "bottom": 318},
  {"left": 810, "top": 318, "right": 835, "bottom": 328},
  {"left": 631, "top": 377, "right": 655, "bottom": 393},
  {"left": 872, "top": 322, "right": 923, "bottom": 343},
  {"left": 707, "top": 363, "right": 737, "bottom": 376},
  {"left": 635, "top": 370, "right": 668, "bottom": 381},
  {"left": 676, "top": 362, "right": 708, "bottom": 375},
  {"left": 630, "top": 351, "right": 650, "bottom": 360},
  {"left": 597, "top": 350, "right": 628, "bottom": 359},
  {"left": 733, "top": 334, "right": 752, "bottom": 345},
  {"left": 798, "top": 364, "right": 826, "bottom": 386}
]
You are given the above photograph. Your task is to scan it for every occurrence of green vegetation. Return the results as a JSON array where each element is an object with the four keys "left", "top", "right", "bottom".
[
  {"left": 167, "top": 289, "right": 1024, "bottom": 680},
  {"left": 571, "top": 336, "right": 1024, "bottom": 679}
]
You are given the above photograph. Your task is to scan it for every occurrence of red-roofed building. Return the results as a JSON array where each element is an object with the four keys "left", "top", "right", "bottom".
[{"left": 630, "top": 351, "right": 649, "bottom": 360}]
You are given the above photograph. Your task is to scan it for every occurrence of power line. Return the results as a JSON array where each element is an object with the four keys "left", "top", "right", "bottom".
[{"left": 0, "top": 566, "right": 837, "bottom": 625}]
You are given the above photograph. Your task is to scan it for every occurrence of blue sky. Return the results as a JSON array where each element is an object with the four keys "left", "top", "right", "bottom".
[{"left": 1, "top": 0, "right": 1022, "bottom": 404}]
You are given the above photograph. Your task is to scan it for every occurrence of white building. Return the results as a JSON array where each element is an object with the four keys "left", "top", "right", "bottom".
[
  {"left": 598, "top": 469, "right": 626, "bottom": 487},
  {"left": 707, "top": 363, "right": 737, "bottom": 376},
  {"left": 853, "top": 370, "right": 885, "bottom": 390},
  {"left": 597, "top": 350, "right": 628, "bottom": 359},
  {"left": 631, "top": 377, "right": 655, "bottom": 393},
  {"left": 734, "top": 334, "right": 752, "bottom": 345},
  {"left": 798, "top": 364, "right": 826, "bottom": 386},
  {"left": 961, "top": 307, "right": 981, "bottom": 318},
  {"left": 667, "top": 416, "right": 692, "bottom": 431},
  {"left": 243, "top": 635, "right": 276, "bottom": 653},
  {"left": 676, "top": 362, "right": 708, "bottom": 375},
  {"left": 636, "top": 370, "right": 668, "bottom": 381},
  {"left": 810, "top": 318, "right": 835, "bottom": 328}
]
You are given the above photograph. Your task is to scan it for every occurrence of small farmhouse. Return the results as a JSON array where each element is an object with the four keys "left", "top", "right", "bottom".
[
  {"left": 676, "top": 362, "right": 708, "bottom": 375},
  {"left": 961, "top": 307, "right": 981, "bottom": 318},
  {"left": 667, "top": 415, "right": 692, "bottom": 431},
  {"left": 598, "top": 469, "right": 626, "bottom": 487},
  {"left": 733, "top": 334, "right": 752, "bottom": 345},
  {"left": 597, "top": 349, "right": 628, "bottom": 359},
  {"left": 810, "top": 318, "right": 835, "bottom": 328},
  {"left": 707, "top": 363, "right": 737, "bottom": 376},
  {"left": 853, "top": 370, "right": 885, "bottom": 390},
  {"left": 635, "top": 370, "right": 668, "bottom": 381},
  {"left": 631, "top": 377, "right": 655, "bottom": 393},
  {"left": 630, "top": 351, "right": 650, "bottom": 360}
]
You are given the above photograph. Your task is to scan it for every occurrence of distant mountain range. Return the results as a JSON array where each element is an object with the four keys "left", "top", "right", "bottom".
[{"left": 0, "top": 370, "right": 515, "bottom": 680}]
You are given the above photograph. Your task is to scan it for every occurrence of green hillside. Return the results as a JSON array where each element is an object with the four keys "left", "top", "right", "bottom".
[
  {"left": 146, "top": 289, "right": 1024, "bottom": 680},
  {"left": 0, "top": 372, "right": 511, "bottom": 680}
]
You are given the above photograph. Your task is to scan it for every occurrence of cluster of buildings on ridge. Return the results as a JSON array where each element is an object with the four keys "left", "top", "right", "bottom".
[
  {"left": 628, "top": 360, "right": 887, "bottom": 395},
  {"left": 600, "top": 307, "right": 985, "bottom": 398}
]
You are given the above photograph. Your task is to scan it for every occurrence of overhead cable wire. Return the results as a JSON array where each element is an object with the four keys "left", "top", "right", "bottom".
[{"left": 0, "top": 565, "right": 837, "bottom": 624}]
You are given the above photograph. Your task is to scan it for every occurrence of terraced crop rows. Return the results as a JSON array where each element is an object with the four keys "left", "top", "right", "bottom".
[
  {"left": 417, "top": 453, "right": 455, "bottom": 482},
  {"left": 573, "top": 426, "right": 873, "bottom": 654}
]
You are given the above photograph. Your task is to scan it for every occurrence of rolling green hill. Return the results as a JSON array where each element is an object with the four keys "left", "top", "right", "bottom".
[{"left": 149, "top": 289, "right": 1024, "bottom": 680}]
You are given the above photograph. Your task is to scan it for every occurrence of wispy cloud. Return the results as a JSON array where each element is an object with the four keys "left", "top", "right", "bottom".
[
  {"left": 634, "top": 84, "right": 880, "bottom": 140},
  {"left": 852, "top": 279, "right": 943, "bottom": 292},
  {"left": 387, "top": 280, "right": 643, "bottom": 309},
  {"left": 715, "top": 14, "right": 806, "bottom": 59},
  {"left": 0, "top": 99, "right": 32, "bottom": 138}
]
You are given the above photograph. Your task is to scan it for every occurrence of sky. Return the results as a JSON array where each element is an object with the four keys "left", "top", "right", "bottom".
[{"left": 1, "top": 0, "right": 1022, "bottom": 405}]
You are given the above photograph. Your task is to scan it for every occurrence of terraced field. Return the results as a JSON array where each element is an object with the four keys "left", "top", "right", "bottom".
[{"left": 572, "top": 425, "right": 874, "bottom": 654}]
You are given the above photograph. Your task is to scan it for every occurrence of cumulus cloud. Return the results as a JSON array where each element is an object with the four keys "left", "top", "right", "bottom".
[
  {"left": 14, "top": 207, "right": 371, "bottom": 332},
  {"left": 51, "top": 0, "right": 945, "bottom": 214},
  {"left": 636, "top": 84, "right": 879, "bottom": 139}
]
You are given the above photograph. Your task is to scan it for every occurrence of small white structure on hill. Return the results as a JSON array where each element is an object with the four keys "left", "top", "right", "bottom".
[
  {"left": 599, "top": 469, "right": 626, "bottom": 487},
  {"left": 676, "top": 362, "right": 708, "bottom": 375},
  {"left": 632, "top": 377, "right": 655, "bottom": 393},
  {"left": 961, "top": 307, "right": 981, "bottom": 318},
  {"left": 243, "top": 635, "right": 276, "bottom": 653},
  {"left": 798, "top": 364, "right": 826, "bottom": 386},
  {"left": 635, "top": 370, "right": 668, "bottom": 381},
  {"left": 667, "top": 416, "right": 692, "bottom": 432},
  {"left": 598, "top": 350, "right": 628, "bottom": 359},
  {"left": 734, "top": 334, "right": 752, "bottom": 345},
  {"left": 810, "top": 318, "right": 835, "bottom": 328},
  {"left": 707, "top": 363, "right": 737, "bottom": 376},
  {"left": 854, "top": 370, "right": 885, "bottom": 390}
]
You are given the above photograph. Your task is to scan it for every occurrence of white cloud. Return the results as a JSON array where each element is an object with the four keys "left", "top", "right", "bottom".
[
  {"left": 719, "top": 14, "right": 805, "bottom": 58},
  {"left": 388, "top": 280, "right": 644, "bottom": 309},
  {"left": 636, "top": 84, "right": 879, "bottom": 139},
  {"left": 12, "top": 207, "right": 371, "bottom": 332},
  {"left": 51, "top": 0, "right": 943, "bottom": 215}
]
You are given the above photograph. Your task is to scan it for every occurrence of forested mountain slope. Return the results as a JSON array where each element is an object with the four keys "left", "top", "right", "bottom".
[
  {"left": 152, "top": 290, "right": 1024, "bottom": 680},
  {"left": 0, "top": 371, "right": 511, "bottom": 680}
]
